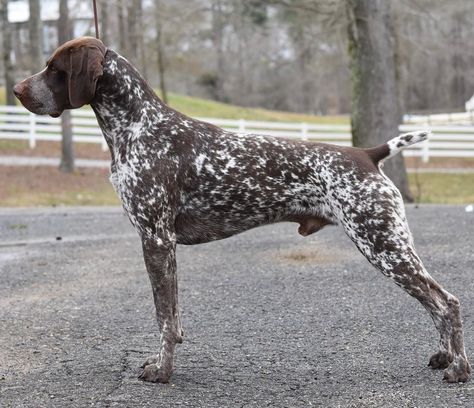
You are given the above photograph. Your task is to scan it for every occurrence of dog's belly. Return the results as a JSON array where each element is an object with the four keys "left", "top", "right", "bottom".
[
  {"left": 174, "top": 203, "right": 334, "bottom": 245},
  {"left": 174, "top": 210, "right": 274, "bottom": 244}
]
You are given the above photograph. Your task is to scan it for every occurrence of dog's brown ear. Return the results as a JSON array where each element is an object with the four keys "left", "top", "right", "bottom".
[{"left": 68, "top": 44, "right": 106, "bottom": 108}]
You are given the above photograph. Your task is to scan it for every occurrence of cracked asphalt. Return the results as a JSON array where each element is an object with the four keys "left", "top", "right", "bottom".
[{"left": 0, "top": 205, "right": 473, "bottom": 408}]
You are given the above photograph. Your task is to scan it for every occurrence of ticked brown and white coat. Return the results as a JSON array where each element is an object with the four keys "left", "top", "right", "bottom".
[{"left": 13, "top": 37, "right": 471, "bottom": 384}]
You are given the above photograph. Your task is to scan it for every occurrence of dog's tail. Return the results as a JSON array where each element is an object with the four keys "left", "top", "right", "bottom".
[{"left": 366, "top": 130, "right": 430, "bottom": 164}]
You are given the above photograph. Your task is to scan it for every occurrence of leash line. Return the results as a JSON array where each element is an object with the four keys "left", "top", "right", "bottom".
[{"left": 92, "top": 0, "right": 100, "bottom": 39}]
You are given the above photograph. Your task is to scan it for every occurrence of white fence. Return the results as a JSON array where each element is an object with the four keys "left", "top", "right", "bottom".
[
  {"left": 404, "top": 111, "right": 474, "bottom": 126},
  {"left": 0, "top": 105, "right": 107, "bottom": 151},
  {"left": 1, "top": 105, "right": 474, "bottom": 162}
]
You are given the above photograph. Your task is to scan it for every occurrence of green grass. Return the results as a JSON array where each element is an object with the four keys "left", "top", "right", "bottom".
[
  {"left": 1, "top": 87, "right": 348, "bottom": 124},
  {"left": 163, "top": 93, "right": 348, "bottom": 124},
  {"left": 409, "top": 173, "right": 474, "bottom": 204}
]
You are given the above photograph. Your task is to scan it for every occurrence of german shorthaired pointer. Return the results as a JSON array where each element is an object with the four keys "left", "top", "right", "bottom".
[{"left": 14, "top": 37, "right": 471, "bottom": 383}]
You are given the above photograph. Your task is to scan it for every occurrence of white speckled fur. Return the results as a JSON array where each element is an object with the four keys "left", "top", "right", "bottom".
[
  {"left": 14, "top": 39, "right": 471, "bottom": 385},
  {"left": 91, "top": 50, "right": 470, "bottom": 384}
]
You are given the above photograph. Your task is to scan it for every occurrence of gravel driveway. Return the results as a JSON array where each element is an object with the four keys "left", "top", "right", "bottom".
[{"left": 0, "top": 205, "right": 473, "bottom": 407}]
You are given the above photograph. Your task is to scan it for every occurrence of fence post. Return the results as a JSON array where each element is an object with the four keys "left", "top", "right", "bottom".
[
  {"left": 238, "top": 119, "right": 246, "bottom": 133},
  {"left": 421, "top": 139, "right": 430, "bottom": 163},
  {"left": 29, "top": 112, "right": 36, "bottom": 148},
  {"left": 420, "top": 121, "right": 430, "bottom": 163},
  {"left": 301, "top": 122, "right": 308, "bottom": 141}
]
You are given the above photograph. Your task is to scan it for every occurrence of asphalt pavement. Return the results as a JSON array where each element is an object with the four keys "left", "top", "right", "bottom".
[{"left": 0, "top": 205, "right": 473, "bottom": 407}]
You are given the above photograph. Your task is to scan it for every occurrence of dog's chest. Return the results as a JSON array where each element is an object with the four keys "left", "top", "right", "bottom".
[{"left": 109, "top": 164, "right": 142, "bottom": 225}]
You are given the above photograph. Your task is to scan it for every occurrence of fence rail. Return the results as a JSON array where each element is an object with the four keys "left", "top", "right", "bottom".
[{"left": 1, "top": 106, "right": 474, "bottom": 162}]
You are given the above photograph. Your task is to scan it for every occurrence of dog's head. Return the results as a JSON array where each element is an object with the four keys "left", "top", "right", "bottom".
[{"left": 13, "top": 37, "right": 107, "bottom": 117}]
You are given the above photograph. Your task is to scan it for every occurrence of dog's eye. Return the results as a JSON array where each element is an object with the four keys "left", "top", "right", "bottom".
[{"left": 49, "top": 66, "right": 58, "bottom": 74}]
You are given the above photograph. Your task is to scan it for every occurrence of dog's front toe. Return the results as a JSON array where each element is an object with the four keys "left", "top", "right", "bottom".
[
  {"left": 138, "top": 363, "right": 171, "bottom": 383},
  {"left": 140, "top": 355, "right": 159, "bottom": 368},
  {"left": 429, "top": 351, "right": 453, "bottom": 370},
  {"left": 443, "top": 357, "right": 471, "bottom": 383}
]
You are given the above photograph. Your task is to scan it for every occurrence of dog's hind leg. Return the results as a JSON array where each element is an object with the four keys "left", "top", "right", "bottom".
[
  {"left": 138, "top": 228, "right": 183, "bottom": 383},
  {"left": 339, "top": 190, "right": 470, "bottom": 382}
]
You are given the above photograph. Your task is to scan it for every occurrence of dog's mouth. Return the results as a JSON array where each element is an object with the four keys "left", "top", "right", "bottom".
[
  {"left": 49, "top": 111, "right": 62, "bottom": 118},
  {"left": 15, "top": 96, "right": 62, "bottom": 118}
]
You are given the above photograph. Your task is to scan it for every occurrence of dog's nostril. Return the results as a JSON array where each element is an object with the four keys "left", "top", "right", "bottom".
[{"left": 13, "top": 84, "right": 22, "bottom": 98}]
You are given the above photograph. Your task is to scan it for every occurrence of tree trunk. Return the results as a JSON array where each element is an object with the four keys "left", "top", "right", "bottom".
[
  {"left": 128, "top": 0, "right": 139, "bottom": 61},
  {"left": 155, "top": 0, "right": 168, "bottom": 104},
  {"left": 118, "top": 0, "right": 128, "bottom": 56},
  {"left": 211, "top": 0, "right": 226, "bottom": 102},
  {"left": 58, "top": 0, "right": 74, "bottom": 173},
  {"left": 58, "top": 0, "right": 72, "bottom": 44},
  {"left": 28, "top": 0, "right": 43, "bottom": 73},
  {"left": 1, "top": 0, "right": 16, "bottom": 106},
  {"left": 99, "top": 0, "right": 109, "bottom": 45},
  {"left": 393, "top": 3, "right": 407, "bottom": 119},
  {"left": 347, "top": 0, "right": 412, "bottom": 201},
  {"left": 136, "top": 0, "right": 147, "bottom": 79}
]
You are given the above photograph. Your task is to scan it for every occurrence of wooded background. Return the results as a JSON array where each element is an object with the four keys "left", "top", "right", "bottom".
[{"left": 2, "top": 0, "right": 474, "bottom": 115}]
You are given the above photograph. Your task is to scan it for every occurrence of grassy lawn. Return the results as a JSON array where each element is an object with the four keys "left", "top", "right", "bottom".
[
  {"left": 0, "top": 87, "right": 348, "bottom": 124},
  {"left": 164, "top": 93, "right": 348, "bottom": 124},
  {"left": 409, "top": 173, "right": 474, "bottom": 204}
]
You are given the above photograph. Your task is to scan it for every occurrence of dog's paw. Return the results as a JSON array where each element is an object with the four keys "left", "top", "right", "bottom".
[
  {"left": 138, "top": 363, "right": 171, "bottom": 383},
  {"left": 443, "top": 357, "right": 471, "bottom": 383},
  {"left": 428, "top": 351, "right": 453, "bottom": 370},
  {"left": 140, "top": 355, "right": 159, "bottom": 369}
]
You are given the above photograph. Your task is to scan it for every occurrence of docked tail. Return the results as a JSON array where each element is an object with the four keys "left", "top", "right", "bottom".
[{"left": 366, "top": 130, "right": 430, "bottom": 164}]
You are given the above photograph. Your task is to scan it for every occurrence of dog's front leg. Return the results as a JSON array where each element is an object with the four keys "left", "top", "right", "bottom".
[{"left": 138, "top": 232, "right": 183, "bottom": 383}]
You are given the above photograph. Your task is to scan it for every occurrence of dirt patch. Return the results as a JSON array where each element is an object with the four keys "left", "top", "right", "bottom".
[
  {"left": 0, "top": 140, "right": 110, "bottom": 160},
  {"left": 269, "top": 244, "right": 355, "bottom": 265},
  {"left": 0, "top": 166, "right": 117, "bottom": 206}
]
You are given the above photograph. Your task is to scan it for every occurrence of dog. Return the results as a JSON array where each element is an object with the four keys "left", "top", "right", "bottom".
[{"left": 13, "top": 37, "right": 471, "bottom": 383}]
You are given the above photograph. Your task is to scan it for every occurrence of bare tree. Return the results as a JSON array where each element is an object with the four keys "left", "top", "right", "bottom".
[
  {"left": 155, "top": 0, "right": 168, "bottom": 103},
  {"left": 128, "top": 0, "right": 145, "bottom": 78},
  {"left": 347, "top": 0, "right": 412, "bottom": 201},
  {"left": 128, "top": 2, "right": 138, "bottom": 60},
  {"left": 136, "top": 0, "right": 147, "bottom": 79},
  {"left": 211, "top": 0, "right": 226, "bottom": 102},
  {"left": 117, "top": 0, "right": 128, "bottom": 56},
  {"left": 58, "top": 0, "right": 74, "bottom": 173},
  {"left": 1, "top": 0, "right": 16, "bottom": 105},
  {"left": 28, "top": 0, "right": 43, "bottom": 73},
  {"left": 99, "top": 0, "right": 109, "bottom": 45}
]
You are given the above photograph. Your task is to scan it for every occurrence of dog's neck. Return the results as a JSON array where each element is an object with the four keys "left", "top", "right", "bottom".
[{"left": 91, "top": 49, "right": 173, "bottom": 150}]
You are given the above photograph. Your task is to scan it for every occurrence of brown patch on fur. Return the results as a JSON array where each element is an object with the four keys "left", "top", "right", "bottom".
[
  {"left": 365, "top": 144, "right": 391, "bottom": 164},
  {"left": 47, "top": 37, "right": 106, "bottom": 67}
]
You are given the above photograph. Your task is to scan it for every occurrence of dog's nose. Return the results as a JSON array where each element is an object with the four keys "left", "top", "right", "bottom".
[{"left": 13, "top": 83, "right": 23, "bottom": 98}]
